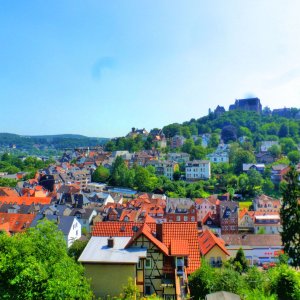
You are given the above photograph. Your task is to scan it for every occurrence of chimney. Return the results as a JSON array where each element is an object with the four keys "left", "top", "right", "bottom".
[{"left": 107, "top": 237, "right": 114, "bottom": 248}]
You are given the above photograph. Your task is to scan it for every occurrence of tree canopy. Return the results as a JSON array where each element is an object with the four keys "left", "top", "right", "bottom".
[
  {"left": 280, "top": 166, "right": 300, "bottom": 267},
  {"left": 0, "top": 220, "right": 93, "bottom": 299}
]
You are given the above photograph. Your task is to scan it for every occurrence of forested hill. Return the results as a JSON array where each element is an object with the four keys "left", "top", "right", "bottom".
[
  {"left": 162, "top": 109, "right": 300, "bottom": 144},
  {"left": 0, "top": 133, "right": 109, "bottom": 149},
  {"left": 105, "top": 108, "right": 300, "bottom": 153}
]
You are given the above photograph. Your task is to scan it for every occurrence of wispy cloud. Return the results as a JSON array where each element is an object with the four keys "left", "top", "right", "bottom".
[{"left": 91, "top": 57, "right": 116, "bottom": 79}]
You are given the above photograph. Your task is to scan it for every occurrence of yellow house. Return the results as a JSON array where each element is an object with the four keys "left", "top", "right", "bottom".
[
  {"left": 78, "top": 236, "right": 147, "bottom": 298},
  {"left": 198, "top": 229, "right": 229, "bottom": 267}
]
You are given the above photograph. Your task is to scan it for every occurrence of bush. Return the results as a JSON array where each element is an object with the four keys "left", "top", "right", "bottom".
[{"left": 268, "top": 265, "right": 300, "bottom": 300}]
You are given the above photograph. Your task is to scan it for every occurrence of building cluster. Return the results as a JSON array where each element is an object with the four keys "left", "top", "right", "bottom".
[
  {"left": 213, "top": 97, "right": 300, "bottom": 119},
  {"left": 0, "top": 173, "right": 286, "bottom": 299}
]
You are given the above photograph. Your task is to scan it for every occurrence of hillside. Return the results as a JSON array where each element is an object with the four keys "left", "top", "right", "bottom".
[
  {"left": 0, "top": 133, "right": 109, "bottom": 149},
  {"left": 162, "top": 109, "right": 300, "bottom": 144}
]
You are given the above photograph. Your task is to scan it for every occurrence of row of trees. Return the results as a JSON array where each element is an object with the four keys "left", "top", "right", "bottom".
[{"left": 0, "top": 153, "right": 55, "bottom": 175}]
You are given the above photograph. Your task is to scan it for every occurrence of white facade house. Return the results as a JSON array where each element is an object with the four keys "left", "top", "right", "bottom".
[
  {"left": 185, "top": 160, "right": 211, "bottom": 180},
  {"left": 67, "top": 217, "right": 82, "bottom": 247},
  {"left": 207, "top": 144, "right": 230, "bottom": 163},
  {"left": 254, "top": 215, "right": 281, "bottom": 234},
  {"left": 87, "top": 182, "right": 107, "bottom": 192}
]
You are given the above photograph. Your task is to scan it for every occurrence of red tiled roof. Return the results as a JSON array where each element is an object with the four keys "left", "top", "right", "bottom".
[
  {"left": 0, "top": 213, "right": 35, "bottom": 233},
  {"left": 0, "top": 196, "right": 51, "bottom": 205},
  {"left": 0, "top": 222, "right": 10, "bottom": 235},
  {"left": 126, "top": 223, "right": 169, "bottom": 255},
  {"left": 143, "top": 214, "right": 156, "bottom": 223},
  {"left": 202, "top": 212, "right": 212, "bottom": 224},
  {"left": 119, "top": 209, "right": 139, "bottom": 222},
  {"left": 170, "top": 240, "right": 189, "bottom": 256},
  {"left": 0, "top": 187, "right": 19, "bottom": 197},
  {"left": 161, "top": 222, "right": 200, "bottom": 273},
  {"left": 198, "top": 229, "right": 230, "bottom": 256},
  {"left": 92, "top": 221, "right": 201, "bottom": 274},
  {"left": 92, "top": 222, "right": 156, "bottom": 237}
]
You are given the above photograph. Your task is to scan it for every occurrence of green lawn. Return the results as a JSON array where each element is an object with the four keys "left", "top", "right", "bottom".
[{"left": 238, "top": 201, "right": 252, "bottom": 209}]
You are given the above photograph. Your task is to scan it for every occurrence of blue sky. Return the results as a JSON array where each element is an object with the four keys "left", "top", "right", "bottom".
[{"left": 1, "top": 1, "right": 300, "bottom": 138}]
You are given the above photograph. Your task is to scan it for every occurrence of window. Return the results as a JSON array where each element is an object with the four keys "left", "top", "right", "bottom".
[
  {"left": 191, "top": 216, "right": 195, "bottom": 222},
  {"left": 137, "top": 259, "right": 143, "bottom": 269},
  {"left": 145, "top": 258, "right": 152, "bottom": 269},
  {"left": 184, "top": 216, "right": 188, "bottom": 221},
  {"left": 176, "top": 216, "right": 181, "bottom": 221},
  {"left": 145, "top": 285, "right": 151, "bottom": 295}
]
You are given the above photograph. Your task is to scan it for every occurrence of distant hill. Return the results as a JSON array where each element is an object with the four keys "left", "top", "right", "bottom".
[{"left": 0, "top": 133, "right": 109, "bottom": 149}]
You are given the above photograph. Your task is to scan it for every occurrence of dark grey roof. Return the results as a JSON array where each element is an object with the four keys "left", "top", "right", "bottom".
[{"left": 30, "top": 214, "right": 77, "bottom": 235}]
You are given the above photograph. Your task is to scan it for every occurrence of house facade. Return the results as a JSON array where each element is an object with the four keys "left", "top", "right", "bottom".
[
  {"left": 185, "top": 160, "right": 211, "bottom": 180},
  {"left": 198, "top": 230, "right": 229, "bottom": 267}
]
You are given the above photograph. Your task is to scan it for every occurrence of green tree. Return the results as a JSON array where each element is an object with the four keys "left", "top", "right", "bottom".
[
  {"left": 268, "top": 265, "right": 300, "bottom": 300},
  {"left": 262, "top": 178, "right": 275, "bottom": 195},
  {"left": 189, "top": 260, "right": 217, "bottom": 300},
  {"left": 232, "top": 149, "right": 256, "bottom": 174},
  {"left": 287, "top": 150, "right": 300, "bottom": 164},
  {"left": 280, "top": 166, "right": 300, "bottom": 267},
  {"left": 119, "top": 277, "right": 140, "bottom": 300},
  {"left": 278, "top": 123, "right": 289, "bottom": 138},
  {"left": 173, "top": 170, "right": 181, "bottom": 181},
  {"left": 134, "top": 166, "right": 158, "bottom": 192},
  {"left": 92, "top": 165, "right": 110, "bottom": 183},
  {"left": 110, "top": 156, "right": 130, "bottom": 187},
  {"left": 68, "top": 239, "right": 89, "bottom": 261},
  {"left": 0, "top": 178, "right": 17, "bottom": 187},
  {"left": 268, "top": 144, "right": 281, "bottom": 159},
  {"left": 0, "top": 220, "right": 93, "bottom": 299},
  {"left": 247, "top": 169, "right": 263, "bottom": 196},
  {"left": 280, "top": 137, "right": 297, "bottom": 154},
  {"left": 182, "top": 138, "right": 194, "bottom": 154},
  {"left": 208, "top": 133, "right": 220, "bottom": 148},
  {"left": 233, "top": 248, "right": 248, "bottom": 273},
  {"left": 221, "top": 125, "right": 237, "bottom": 143},
  {"left": 215, "top": 268, "right": 242, "bottom": 294},
  {"left": 237, "top": 173, "right": 250, "bottom": 196}
]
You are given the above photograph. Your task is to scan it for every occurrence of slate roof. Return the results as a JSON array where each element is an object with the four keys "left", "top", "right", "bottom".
[
  {"left": 30, "top": 214, "right": 77, "bottom": 236},
  {"left": 78, "top": 237, "right": 147, "bottom": 263}
]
